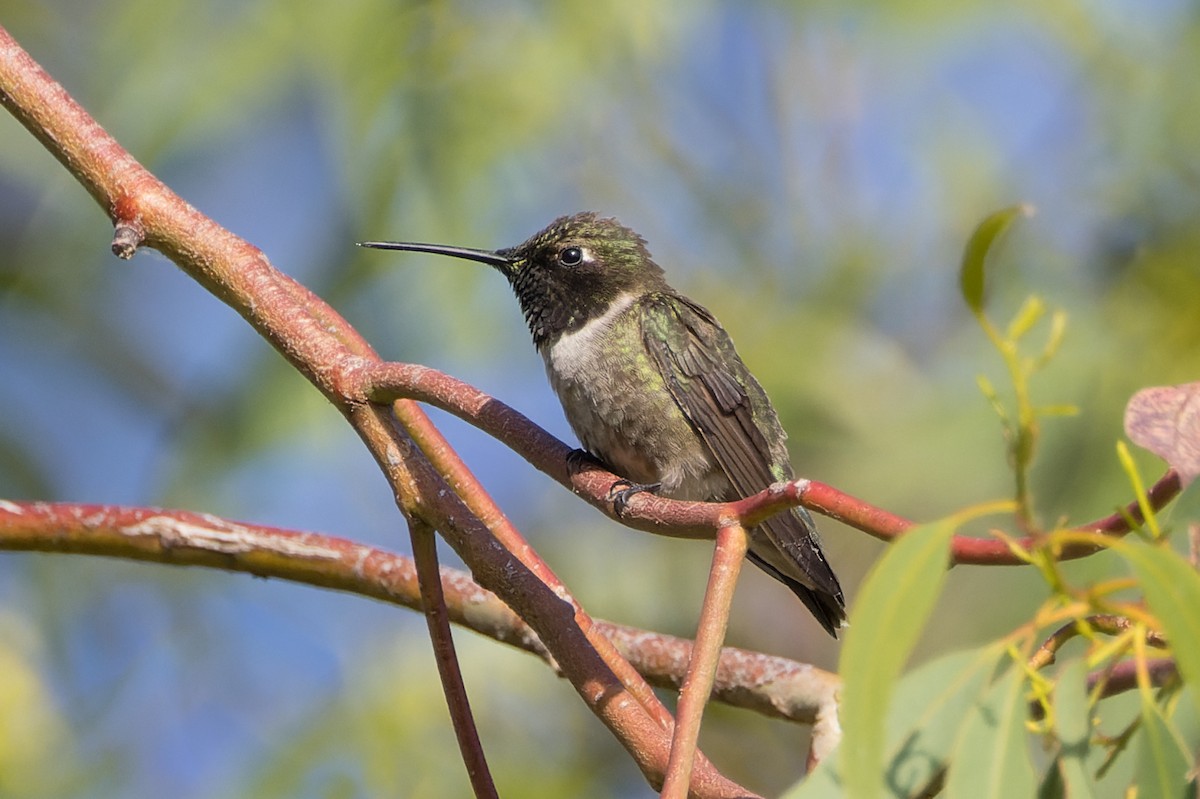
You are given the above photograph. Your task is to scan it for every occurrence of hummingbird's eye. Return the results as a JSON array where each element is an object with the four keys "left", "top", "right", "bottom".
[{"left": 558, "top": 246, "right": 584, "bottom": 267}]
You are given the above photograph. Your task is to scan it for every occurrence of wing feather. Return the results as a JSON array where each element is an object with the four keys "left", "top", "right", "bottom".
[{"left": 640, "top": 293, "right": 845, "bottom": 628}]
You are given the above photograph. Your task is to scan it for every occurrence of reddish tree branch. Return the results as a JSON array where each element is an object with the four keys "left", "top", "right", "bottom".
[
  {"left": 408, "top": 517, "right": 497, "bottom": 799},
  {"left": 1029, "top": 614, "right": 1169, "bottom": 673},
  {"left": 1089, "top": 657, "right": 1178, "bottom": 701},
  {"left": 0, "top": 500, "right": 840, "bottom": 728},
  {"left": 357, "top": 362, "right": 1185, "bottom": 564},
  {"left": 1029, "top": 656, "right": 1181, "bottom": 721},
  {"left": 0, "top": 28, "right": 745, "bottom": 797},
  {"left": 662, "top": 523, "right": 750, "bottom": 799},
  {"left": 949, "top": 469, "right": 1183, "bottom": 565}
]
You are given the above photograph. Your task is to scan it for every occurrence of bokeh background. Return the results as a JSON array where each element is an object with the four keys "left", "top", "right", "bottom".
[{"left": 2, "top": 1, "right": 1199, "bottom": 796}]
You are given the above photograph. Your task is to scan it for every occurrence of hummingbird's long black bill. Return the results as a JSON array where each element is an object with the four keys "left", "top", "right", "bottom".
[{"left": 358, "top": 240, "right": 512, "bottom": 269}]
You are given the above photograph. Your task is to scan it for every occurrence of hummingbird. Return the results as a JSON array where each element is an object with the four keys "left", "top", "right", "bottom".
[{"left": 360, "top": 212, "right": 846, "bottom": 636}]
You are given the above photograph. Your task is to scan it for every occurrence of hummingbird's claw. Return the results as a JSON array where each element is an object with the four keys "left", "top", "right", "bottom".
[
  {"left": 609, "top": 480, "right": 662, "bottom": 516},
  {"left": 566, "top": 448, "right": 605, "bottom": 474}
]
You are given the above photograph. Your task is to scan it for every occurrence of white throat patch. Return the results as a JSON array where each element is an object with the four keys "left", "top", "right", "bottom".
[{"left": 545, "top": 292, "right": 636, "bottom": 377}]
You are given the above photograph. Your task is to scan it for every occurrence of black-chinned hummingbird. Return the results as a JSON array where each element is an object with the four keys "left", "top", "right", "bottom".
[{"left": 360, "top": 212, "right": 846, "bottom": 636}]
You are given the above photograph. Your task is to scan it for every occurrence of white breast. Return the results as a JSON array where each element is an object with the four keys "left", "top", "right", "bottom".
[
  {"left": 545, "top": 292, "right": 636, "bottom": 379},
  {"left": 540, "top": 292, "right": 728, "bottom": 499}
]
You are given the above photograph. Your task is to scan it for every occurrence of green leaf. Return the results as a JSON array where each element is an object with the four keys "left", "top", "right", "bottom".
[
  {"left": 1005, "top": 294, "right": 1046, "bottom": 341},
  {"left": 1034, "top": 309, "right": 1069, "bottom": 369},
  {"left": 837, "top": 519, "right": 959, "bottom": 799},
  {"left": 884, "top": 644, "right": 1008, "bottom": 796},
  {"left": 1038, "top": 759, "right": 1065, "bottom": 799},
  {"left": 944, "top": 663, "right": 1036, "bottom": 798},
  {"left": 1053, "top": 659, "right": 1097, "bottom": 799},
  {"left": 1170, "top": 686, "right": 1200, "bottom": 758},
  {"left": 1035, "top": 404, "right": 1080, "bottom": 418},
  {"left": 959, "top": 204, "right": 1035, "bottom": 314},
  {"left": 1111, "top": 539, "right": 1200, "bottom": 719},
  {"left": 975, "top": 375, "right": 1010, "bottom": 425},
  {"left": 1135, "top": 695, "right": 1192, "bottom": 798},
  {"left": 788, "top": 644, "right": 1011, "bottom": 799}
]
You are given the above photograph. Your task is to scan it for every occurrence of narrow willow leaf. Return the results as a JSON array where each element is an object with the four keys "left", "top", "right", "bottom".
[
  {"left": 1034, "top": 309, "right": 1069, "bottom": 369},
  {"left": 838, "top": 519, "right": 959, "bottom": 799},
  {"left": 1116, "top": 440, "right": 1161, "bottom": 539},
  {"left": 1035, "top": 404, "right": 1080, "bottom": 418},
  {"left": 1054, "top": 659, "right": 1098, "bottom": 799},
  {"left": 1112, "top": 539, "right": 1200, "bottom": 720},
  {"left": 1006, "top": 294, "right": 1045, "bottom": 341},
  {"left": 884, "top": 644, "right": 1008, "bottom": 796},
  {"left": 1038, "top": 760, "right": 1065, "bottom": 799},
  {"left": 959, "top": 204, "right": 1035, "bottom": 314},
  {"left": 976, "top": 375, "right": 1010, "bottom": 425},
  {"left": 1135, "top": 696, "right": 1192, "bottom": 798},
  {"left": 783, "top": 647, "right": 1008, "bottom": 799},
  {"left": 944, "top": 664, "right": 1036, "bottom": 798},
  {"left": 1169, "top": 686, "right": 1200, "bottom": 756}
]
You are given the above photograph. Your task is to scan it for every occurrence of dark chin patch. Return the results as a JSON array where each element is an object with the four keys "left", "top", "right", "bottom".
[{"left": 509, "top": 269, "right": 623, "bottom": 350}]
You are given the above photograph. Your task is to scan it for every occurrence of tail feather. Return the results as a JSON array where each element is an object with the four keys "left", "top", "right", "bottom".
[
  {"left": 746, "top": 550, "right": 846, "bottom": 637},
  {"left": 747, "top": 507, "right": 847, "bottom": 637}
]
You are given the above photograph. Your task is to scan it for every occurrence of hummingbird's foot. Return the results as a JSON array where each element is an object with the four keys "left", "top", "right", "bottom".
[
  {"left": 566, "top": 448, "right": 606, "bottom": 474},
  {"left": 609, "top": 480, "right": 662, "bottom": 516}
]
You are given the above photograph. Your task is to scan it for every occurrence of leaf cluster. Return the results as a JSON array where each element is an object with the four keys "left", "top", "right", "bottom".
[{"left": 789, "top": 209, "right": 1200, "bottom": 798}]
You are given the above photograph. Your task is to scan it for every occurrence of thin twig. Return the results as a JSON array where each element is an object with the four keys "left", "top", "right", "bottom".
[
  {"left": 661, "top": 523, "right": 750, "bottom": 799},
  {"left": 1030, "top": 614, "right": 1168, "bottom": 672},
  {"left": 408, "top": 518, "right": 497, "bottom": 799}
]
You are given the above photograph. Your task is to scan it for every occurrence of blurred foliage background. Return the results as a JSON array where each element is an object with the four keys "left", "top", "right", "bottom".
[{"left": 2, "top": 0, "right": 1199, "bottom": 796}]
